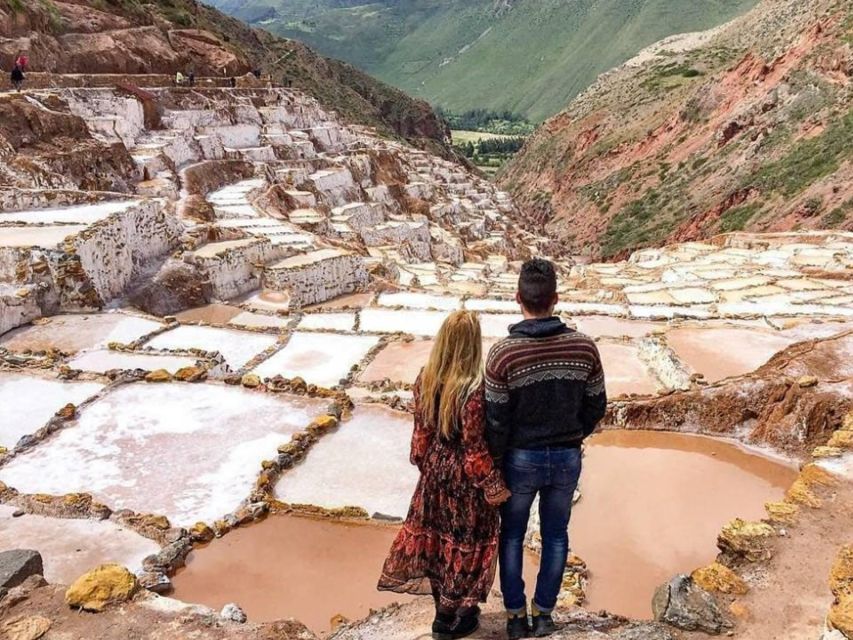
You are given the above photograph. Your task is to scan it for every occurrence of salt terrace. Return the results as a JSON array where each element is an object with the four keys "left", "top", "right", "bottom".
[{"left": 1, "top": 84, "right": 852, "bottom": 639}]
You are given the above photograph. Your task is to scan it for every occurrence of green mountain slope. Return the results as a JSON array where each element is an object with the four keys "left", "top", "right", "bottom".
[{"left": 208, "top": 0, "right": 757, "bottom": 121}]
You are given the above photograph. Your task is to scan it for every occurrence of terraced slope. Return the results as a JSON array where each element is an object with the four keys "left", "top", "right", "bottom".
[
  {"left": 206, "top": 0, "right": 757, "bottom": 122},
  {"left": 0, "top": 0, "right": 449, "bottom": 153},
  {"left": 500, "top": 0, "right": 853, "bottom": 258}
]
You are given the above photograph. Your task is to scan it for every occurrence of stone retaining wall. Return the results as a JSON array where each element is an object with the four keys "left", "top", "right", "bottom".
[{"left": 263, "top": 249, "right": 369, "bottom": 309}]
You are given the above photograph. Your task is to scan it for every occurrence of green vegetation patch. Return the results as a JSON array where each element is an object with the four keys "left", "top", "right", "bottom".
[
  {"left": 748, "top": 109, "right": 852, "bottom": 196},
  {"left": 601, "top": 188, "right": 679, "bottom": 256},
  {"left": 718, "top": 202, "right": 761, "bottom": 232},
  {"left": 822, "top": 199, "right": 852, "bottom": 228}
]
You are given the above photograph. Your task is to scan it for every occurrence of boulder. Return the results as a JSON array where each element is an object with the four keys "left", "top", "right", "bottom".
[
  {"left": 0, "top": 550, "right": 44, "bottom": 589},
  {"left": 137, "top": 570, "right": 172, "bottom": 594},
  {"left": 691, "top": 562, "right": 749, "bottom": 595},
  {"left": 717, "top": 518, "right": 775, "bottom": 563},
  {"left": 65, "top": 564, "right": 138, "bottom": 612},
  {"left": 652, "top": 574, "right": 728, "bottom": 634}
]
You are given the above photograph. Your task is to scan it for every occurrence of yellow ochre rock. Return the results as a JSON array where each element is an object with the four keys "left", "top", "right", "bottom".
[
  {"left": 830, "top": 545, "right": 853, "bottom": 600},
  {"left": 311, "top": 415, "right": 338, "bottom": 431},
  {"left": 717, "top": 518, "right": 775, "bottom": 562},
  {"left": 241, "top": 373, "right": 262, "bottom": 388},
  {"left": 692, "top": 562, "right": 749, "bottom": 595},
  {"left": 813, "top": 446, "right": 844, "bottom": 459},
  {"left": 55, "top": 403, "right": 76, "bottom": 420},
  {"left": 829, "top": 595, "right": 853, "bottom": 638},
  {"left": 786, "top": 464, "right": 838, "bottom": 508},
  {"left": 65, "top": 564, "right": 138, "bottom": 612},
  {"left": 828, "top": 430, "right": 853, "bottom": 450},
  {"left": 190, "top": 522, "right": 215, "bottom": 543},
  {"left": 765, "top": 500, "right": 799, "bottom": 525},
  {"left": 174, "top": 366, "right": 206, "bottom": 382},
  {"left": 797, "top": 375, "right": 819, "bottom": 388},
  {"left": 144, "top": 369, "right": 172, "bottom": 383}
]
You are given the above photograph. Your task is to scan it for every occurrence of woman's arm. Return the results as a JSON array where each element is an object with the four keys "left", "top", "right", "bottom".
[
  {"left": 410, "top": 374, "right": 433, "bottom": 470},
  {"left": 462, "top": 386, "right": 511, "bottom": 505}
]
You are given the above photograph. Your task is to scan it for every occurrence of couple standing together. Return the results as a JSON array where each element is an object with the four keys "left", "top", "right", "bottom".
[{"left": 378, "top": 259, "right": 608, "bottom": 639}]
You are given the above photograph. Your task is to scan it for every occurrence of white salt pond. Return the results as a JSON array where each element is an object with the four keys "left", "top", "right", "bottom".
[
  {"left": 0, "top": 200, "right": 139, "bottom": 225},
  {"left": 377, "top": 292, "right": 460, "bottom": 311},
  {"left": 0, "top": 313, "right": 161, "bottom": 353},
  {"left": 0, "top": 374, "right": 103, "bottom": 448},
  {"left": 359, "top": 308, "right": 447, "bottom": 336},
  {"left": 145, "top": 325, "right": 278, "bottom": 370},
  {"left": 67, "top": 350, "right": 199, "bottom": 374},
  {"left": 0, "top": 384, "right": 327, "bottom": 525},
  {"left": 275, "top": 404, "right": 419, "bottom": 518},
  {"left": 253, "top": 332, "right": 379, "bottom": 388},
  {"left": 297, "top": 312, "right": 357, "bottom": 332},
  {"left": 0, "top": 504, "right": 159, "bottom": 584},
  {"left": 0, "top": 225, "right": 88, "bottom": 248}
]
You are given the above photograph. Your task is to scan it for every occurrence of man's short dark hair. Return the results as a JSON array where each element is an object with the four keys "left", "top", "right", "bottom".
[{"left": 518, "top": 258, "right": 557, "bottom": 314}]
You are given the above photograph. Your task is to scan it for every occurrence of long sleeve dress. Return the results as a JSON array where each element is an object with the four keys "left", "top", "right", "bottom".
[{"left": 377, "top": 376, "right": 508, "bottom": 612}]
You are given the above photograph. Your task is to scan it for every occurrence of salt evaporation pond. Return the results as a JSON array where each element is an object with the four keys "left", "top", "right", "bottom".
[
  {"left": 0, "top": 384, "right": 327, "bottom": 525},
  {"left": 176, "top": 426, "right": 795, "bottom": 628}
]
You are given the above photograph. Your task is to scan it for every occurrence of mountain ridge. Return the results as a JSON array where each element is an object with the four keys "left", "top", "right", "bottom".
[
  {"left": 499, "top": 0, "right": 852, "bottom": 258},
  {"left": 207, "top": 0, "right": 758, "bottom": 122}
]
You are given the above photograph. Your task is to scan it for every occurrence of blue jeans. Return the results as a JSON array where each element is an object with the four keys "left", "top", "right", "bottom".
[{"left": 499, "top": 447, "right": 582, "bottom": 614}]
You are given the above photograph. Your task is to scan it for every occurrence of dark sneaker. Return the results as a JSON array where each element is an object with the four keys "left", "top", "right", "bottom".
[
  {"left": 432, "top": 613, "right": 480, "bottom": 640},
  {"left": 450, "top": 613, "right": 480, "bottom": 639},
  {"left": 506, "top": 614, "right": 531, "bottom": 640},
  {"left": 432, "top": 614, "right": 455, "bottom": 640},
  {"left": 531, "top": 613, "right": 556, "bottom": 637}
]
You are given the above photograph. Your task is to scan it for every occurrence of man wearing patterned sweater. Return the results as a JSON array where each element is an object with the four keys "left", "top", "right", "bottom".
[{"left": 485, "top": 258, "right": 607, "bottom": 639}]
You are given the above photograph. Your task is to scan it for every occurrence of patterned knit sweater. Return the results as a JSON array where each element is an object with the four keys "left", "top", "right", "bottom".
[{"left": 485, "top": 317, "right": 607, "bottom": 459}]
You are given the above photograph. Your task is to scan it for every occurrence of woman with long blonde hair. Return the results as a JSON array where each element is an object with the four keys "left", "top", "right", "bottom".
[{"left": 378, "top": 310, "right": 511, "bottom": 639}]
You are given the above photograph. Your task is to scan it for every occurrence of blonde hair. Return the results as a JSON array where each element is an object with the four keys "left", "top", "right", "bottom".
[{"left": 419, "top": 310, "right": 483, "bottom": 439}]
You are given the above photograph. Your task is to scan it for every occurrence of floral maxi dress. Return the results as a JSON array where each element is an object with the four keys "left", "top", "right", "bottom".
[{"left": 377, "top": 379, "right": 508, "bottom": 611}]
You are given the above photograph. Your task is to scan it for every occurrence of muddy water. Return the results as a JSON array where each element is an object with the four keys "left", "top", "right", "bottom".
[
  {"left": 172, "top": 517, "right": 411, "bottom": 633},
  {"left": 572, "top": 430, "right": 797, "bottom": 618},
  {"left": 172, "top": 431, "right": 796, "bottom": 630},
  {"left": 175, "top": 304, "right": 243, "bottom": 325}
]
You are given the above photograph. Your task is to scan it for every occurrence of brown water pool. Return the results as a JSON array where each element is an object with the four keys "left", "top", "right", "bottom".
[{"left": 171, "top": 430, "right": 796, "bottom": 631}]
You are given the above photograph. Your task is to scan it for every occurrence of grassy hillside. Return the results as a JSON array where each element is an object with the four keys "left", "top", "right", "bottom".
[
  {"left": 208, "top": 0, "right": 757, "bottom": 122},
  {"left": 499, "top": 0, "right": 853, "bottom": 258}
]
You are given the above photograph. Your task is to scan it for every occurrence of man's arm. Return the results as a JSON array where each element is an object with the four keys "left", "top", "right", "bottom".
[
  {"left": 485, "top": 343, "right": 512, "bottom": 461},
  {"left": 579, "top": 344, "right": 607, "bottom": 437}
]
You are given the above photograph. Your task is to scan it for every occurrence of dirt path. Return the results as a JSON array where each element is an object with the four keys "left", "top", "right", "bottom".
[{"left": 733, "top": 479, "right": 853, "bottom": 640}]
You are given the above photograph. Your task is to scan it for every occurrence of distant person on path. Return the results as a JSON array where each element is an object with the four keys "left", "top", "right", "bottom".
[
  {"left": 188, "top": 71, "right": 195, "bottom": 87},
  {"left": 379, "top": 310, "right": 511, "bottom": 640},
  {"left": 10, "top": 64, "right": 24, "bottom": 92},
  {"left": 228, "top": 76, "right": 236, "bottom": 88},
  {"left": 486, "top": 259, "right": 607, "bottom": 639},
  {"left": 175, "top": 71, "right": 185, "bottom": 86},
  {"left": 15, "top": 52, "right": 28, "bottom": 71}
]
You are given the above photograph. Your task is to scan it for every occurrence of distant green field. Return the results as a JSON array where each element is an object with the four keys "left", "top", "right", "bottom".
[
  {"left": 209, "top": 0, "right": 757, "bottom": 122},
  {"left": 451, "top": 130, "right": 514, "bottom": 143}
]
